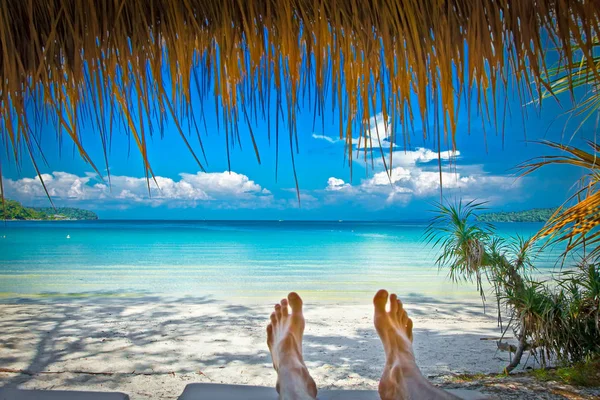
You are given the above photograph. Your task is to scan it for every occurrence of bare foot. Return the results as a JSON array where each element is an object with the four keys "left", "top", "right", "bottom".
[
  {"left": 374, "top": 289, "right": 457, "bottom": 400},
  {"left": 267, "top": 292, "right": 317, "bottom": 400}
]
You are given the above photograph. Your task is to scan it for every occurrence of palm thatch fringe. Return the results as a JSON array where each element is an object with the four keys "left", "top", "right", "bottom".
[{"left": 1, "top": 0, "right": 599, "bottom": 194}]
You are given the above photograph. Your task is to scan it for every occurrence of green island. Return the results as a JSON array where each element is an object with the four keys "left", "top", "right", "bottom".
[
  {"left": 476, "top": 208, "right": 556, "bottom": 223},
  {"left": 0, "top": 198, "right": 98, "bottom": 220}
]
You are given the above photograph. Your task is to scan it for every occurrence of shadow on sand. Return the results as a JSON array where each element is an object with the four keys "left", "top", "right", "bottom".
[{"left": 0, "top": 291, "right": 522, "bottom": 398}]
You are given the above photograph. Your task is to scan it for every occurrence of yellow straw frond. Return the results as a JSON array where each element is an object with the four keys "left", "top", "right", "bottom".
[{"left": 0, "top": 0, "right": 599, "bottom": 190}]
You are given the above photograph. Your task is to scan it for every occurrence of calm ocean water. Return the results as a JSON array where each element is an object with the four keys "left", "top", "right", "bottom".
[{"left": 0, "top": 220, "right": 562, "bottom": 302}]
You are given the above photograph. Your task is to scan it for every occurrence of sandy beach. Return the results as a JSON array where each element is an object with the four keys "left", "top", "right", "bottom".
[{"left": 0, "top": 294, "right": 523, "bottom": 399}]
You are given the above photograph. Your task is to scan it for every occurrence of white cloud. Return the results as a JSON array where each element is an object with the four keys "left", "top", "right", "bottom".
[
  {"left": 378, "top": 148, "right": 460, "bottom": 166},
  {"left": 350, "top": 113, "right": 397, "bottom": 150},
  {"left": 364, "top": 167, "right": 412, "bottom": 186},
  {"left": 323, "top": 149, "right": 523, "bottom": 210},
  {"left": 312, "top": 112, "right": 462, "bottom": 170},
  {"left": 312, "top": 134, "right": 340, "bottom": 143},
  {"left": 3, "top": 171, "right": 274, "bottom": 209},
  {"left": 312, "top": 112, "right": 399, "bottom": 150},
  {"left": 310, "top": 113, "right": 518, "bottom": 211},
  {"left": 325, "top": 177, "right": 351, "bottom": 191}
]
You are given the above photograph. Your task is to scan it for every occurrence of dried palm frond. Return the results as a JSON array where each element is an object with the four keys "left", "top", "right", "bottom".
[
  {"left": 518, "top": 140, "right": 600, "bottom": 258},
  {"left": 1, "top": 0, "right": 600, "bottom": 200}
]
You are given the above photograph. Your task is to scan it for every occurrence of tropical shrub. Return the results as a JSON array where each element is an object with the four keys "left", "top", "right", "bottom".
[{"left": 426, "top": 200, "right": 600, "bottom": 372}]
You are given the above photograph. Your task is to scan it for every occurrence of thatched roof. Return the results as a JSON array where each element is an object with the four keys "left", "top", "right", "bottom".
[{"left": 1, "top": 0, "right": 599, "bottom": 189}]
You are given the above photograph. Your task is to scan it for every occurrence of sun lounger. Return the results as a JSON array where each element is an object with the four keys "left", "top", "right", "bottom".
[
  {"left": 177, "top": 383, "right": 488, "bottom": 399},
  {"left": 0, "top": 388, "right": 130, "bottom": 400}
]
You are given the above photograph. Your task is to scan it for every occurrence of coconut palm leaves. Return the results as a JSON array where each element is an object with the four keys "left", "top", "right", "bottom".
[
  {"left": 1, "top": 0, "right": 600, "bottom": 198},
  {"left": 518, "top": 140, "right": 600, "bottom": 259}
]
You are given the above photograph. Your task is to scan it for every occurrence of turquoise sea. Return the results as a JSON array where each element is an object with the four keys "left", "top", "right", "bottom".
[{"left": 0, "top": 221, "right": 562, "bottom": 303}]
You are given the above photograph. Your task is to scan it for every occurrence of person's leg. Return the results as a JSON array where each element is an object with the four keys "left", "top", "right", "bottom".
[
  {"left": 374, "top": 289, "right": 458, "bottom": 400},
  {"left": 267, "top": 292, "right": 317, "bottom": 400}
]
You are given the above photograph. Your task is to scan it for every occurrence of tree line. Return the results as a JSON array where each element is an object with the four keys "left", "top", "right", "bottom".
[{"left": 0, "top": 199, "right": 98, "bottom": 220}]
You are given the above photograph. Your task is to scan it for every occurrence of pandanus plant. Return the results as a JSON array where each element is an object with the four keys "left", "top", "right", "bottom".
[
  {"left": 426, "top": 199, "right": 600, "bottom": 372},
  {"left": 423, "top": 200, "right": 493, "bottom": 301},
  {"left": 425, "top": 200, "right": 533, "bottom": 372}
]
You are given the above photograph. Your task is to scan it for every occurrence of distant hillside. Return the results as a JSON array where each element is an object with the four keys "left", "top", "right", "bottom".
[
  {"left": 31, "top": 206, "right": 98, "bottom": 220},
  {"left": 0, "top": 199, "right": 45, "bottom": 220},
  {"left": 1, "top": 199, "right": 98, "bottom": 220},
  {"left": 477, "top": 208, "right": 556, "bottom": 223}
]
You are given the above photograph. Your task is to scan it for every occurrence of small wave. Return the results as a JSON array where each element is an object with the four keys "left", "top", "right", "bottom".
[{"left": 355, "top": 233, "right": 389, "bottom": 239}]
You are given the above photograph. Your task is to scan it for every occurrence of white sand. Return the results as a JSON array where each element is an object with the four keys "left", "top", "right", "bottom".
[{"left": 0, "top": 295, "right": 522, "bottom": 399}]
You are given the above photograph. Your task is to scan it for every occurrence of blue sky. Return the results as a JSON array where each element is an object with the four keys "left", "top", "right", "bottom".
[{"left": 0, "top": 75, "right": 595, "bottom": 220}]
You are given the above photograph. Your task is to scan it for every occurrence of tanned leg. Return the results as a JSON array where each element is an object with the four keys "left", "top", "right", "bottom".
[
  {"left": 374, "top": 289, "right": 458, "bottom": 400},
  {"left": 267, "top": 292, "right": 317, "bottom": 400}
]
